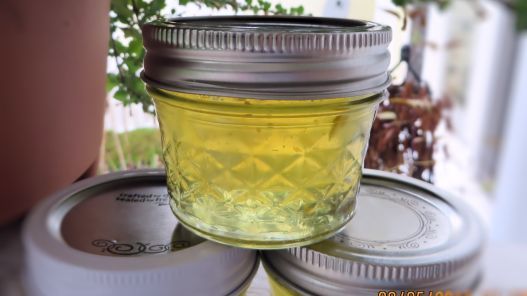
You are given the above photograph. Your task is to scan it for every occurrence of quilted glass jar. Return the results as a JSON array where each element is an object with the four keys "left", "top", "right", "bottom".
[{"left": 141, "top": 16, "right": 392, "bottom": 249}]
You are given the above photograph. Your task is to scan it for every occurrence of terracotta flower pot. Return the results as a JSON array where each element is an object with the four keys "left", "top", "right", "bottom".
[{"left": 0, "top": 0, "right": 110, "bottom": 224}]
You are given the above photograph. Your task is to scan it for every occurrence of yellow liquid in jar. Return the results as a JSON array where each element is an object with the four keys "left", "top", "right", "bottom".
[{"left": 149, "top": 88, "right": 381, "bottom": 249}]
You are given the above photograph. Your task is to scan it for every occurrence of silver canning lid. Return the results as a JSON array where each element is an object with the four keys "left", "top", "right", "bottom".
[
  {"left": 262, "top": 169, "right": 485, "bottom": 295},
  {"left": 23, "top": 170, "right": 258, "bottom": 296},
  {"left": 141, "top": 16, "right": 392, "bottom": 99}
]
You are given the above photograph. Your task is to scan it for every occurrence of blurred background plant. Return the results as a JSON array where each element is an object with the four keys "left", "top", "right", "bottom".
[
  {"left": 103, "top": 0, "right": 304, "bottom": 172},
  {"left": 363, "top": 0, "right": 526, "bottom": 182},
  {"left": 101, "top": 128, "right": 163, "bottom": 172},
  {"left": 102, "top": 0, "right": 527, "bottom": 188},
  {"left": 107, "top": 0, "right": 304, "bottom": 114},
  {"left": 363, "top": 0, "right": 455, "bottom": 182}
]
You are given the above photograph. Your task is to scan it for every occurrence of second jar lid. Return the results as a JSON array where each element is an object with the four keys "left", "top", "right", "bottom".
[
  {"left": 23, "top": 170, "right": 258, "bottom": 296},
  {"left": 262, "top": 169, "right": 485, "bottom": 295}
]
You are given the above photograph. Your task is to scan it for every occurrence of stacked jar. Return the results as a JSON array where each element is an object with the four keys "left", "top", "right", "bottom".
[
  {"left": 19, "top": 16, "right": 485, "bottom": 296},
  {"left": 141, "top": 16, "right": 484, "bottom": 294}
]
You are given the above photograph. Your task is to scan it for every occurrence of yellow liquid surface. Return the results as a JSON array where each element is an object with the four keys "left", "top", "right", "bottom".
[{"left": 150, "top": 88, "right": 380, "bottom": 248}]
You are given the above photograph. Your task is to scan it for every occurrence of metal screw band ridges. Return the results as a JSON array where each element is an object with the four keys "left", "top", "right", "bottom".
[
  {"left": 143, "top": 26, "right": 392, "bottom": 54},
  {"left": 288, "top": 247, "right": 481, "bottom": 282}
]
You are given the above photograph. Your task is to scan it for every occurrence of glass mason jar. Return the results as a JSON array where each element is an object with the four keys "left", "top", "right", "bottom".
[{"left": 141, "top": 16, "right": 392, "bottom": 249}]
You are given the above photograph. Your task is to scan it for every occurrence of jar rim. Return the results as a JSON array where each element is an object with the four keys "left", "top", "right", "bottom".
[{"left": 154, "top": 16, "right": 389, "bottom": 34}]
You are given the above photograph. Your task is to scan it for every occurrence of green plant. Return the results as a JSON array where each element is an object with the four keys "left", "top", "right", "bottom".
[
  {"left": 368, "top": 0, "right": 526, "bottom": 183},
  {"left": 107, "top": 0, "right": 304, "bottom": 113},
  {"left": 102, "top": 128, "right": 164, "bottom": 172},
  {"left": 504, "top": 0, "right": 527, "bottom": 31}
]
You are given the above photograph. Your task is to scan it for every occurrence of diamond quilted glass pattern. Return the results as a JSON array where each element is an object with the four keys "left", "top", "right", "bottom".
[{"left": 152, "top": 90, "right": 380, "bottom": 248}]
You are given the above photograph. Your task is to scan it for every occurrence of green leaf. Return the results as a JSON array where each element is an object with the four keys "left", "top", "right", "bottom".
[
  {"left": 275, "top": 4, "right": 286, "bottom": 14},
  {"left": 265, "top": 4, "right": 271, "bottom": 11},
  {"left": 111, "top": 0, "right": 133, "bottom": 19},
  {"left": 108, "top": 0, "right": 308, "bottom": 113},
  {"left": 113, "top": 39, "right": 128, "bottom": 53},
  {"left": 436, "top": 0, "right": 452, "bottom": 10},
  {"left": 144, "top": 0, "right": 167, "bottom": 20},
  {"left": 106, "top": 74, "right": 119, "bottom": 92},
  {"left": 129, "top": 38, "right": 142, "bottom": 53},
  {"left": 122, "top": 27, "right": 140, "bottom": 39},
  {"left": 517, "top": 0, "right": 527, "bottom": 31},
  {"left": 286, "top": 5, "right": 304, "bottom": 16},
  {"left": 114, "top": 88, "right": 129, "bottom": 102},
  {"left": 392, "top": 0, "right": 408, "bottom": 7}
]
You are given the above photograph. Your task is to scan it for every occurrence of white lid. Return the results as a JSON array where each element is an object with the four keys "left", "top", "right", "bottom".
[{"left": 23, "top": 170, "right": 258, "bottom": 296}]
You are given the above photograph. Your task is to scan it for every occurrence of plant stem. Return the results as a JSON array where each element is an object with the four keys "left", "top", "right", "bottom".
[
  {"left": 98, "top": 118, "right": 108, "bottom": 174},
  {"left": 110, "top": 34, "right": 144, "bottom": 100},
  {"left": 110, "top": 37, "right": 128, "bottom": 90},
  {"left": 107, "top": 95, "right": 128, "bottom": 170},
  {"left": 130, "top": 0, "right": 142, "bottom": 27}
]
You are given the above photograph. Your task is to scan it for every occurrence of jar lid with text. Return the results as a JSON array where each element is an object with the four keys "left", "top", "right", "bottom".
[{"left": 23, "top": 170, "right": 258, "bottom": 296}]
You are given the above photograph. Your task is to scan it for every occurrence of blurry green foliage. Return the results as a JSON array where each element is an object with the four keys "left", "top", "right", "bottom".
[
  {"left": 107, "top": 0, "right": 304, "bottom": 113},
  {"left": 108, "top": 0, "right": 525, "bottom": 114},
  {"left": 104, "top": 128, "right": 163, "bottom": 171},
  {"left": 515, "top": 0, "right": 527, "bottom": 31}
]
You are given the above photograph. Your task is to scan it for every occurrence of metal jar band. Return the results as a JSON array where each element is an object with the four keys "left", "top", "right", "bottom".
[{"left": 141, "top": 16, "right": 392, "bottom": 99}]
